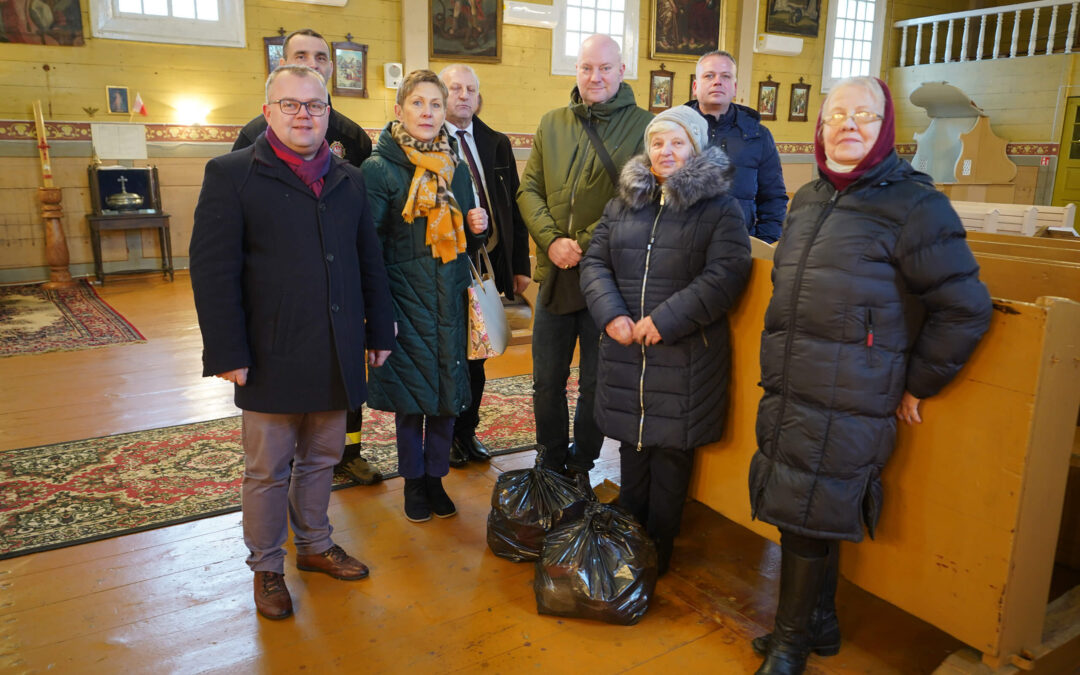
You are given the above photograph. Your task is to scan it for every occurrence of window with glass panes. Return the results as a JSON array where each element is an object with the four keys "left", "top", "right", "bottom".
[
  {"left": 821, "top": 0, "right": 885, "bottom": 91},
  {"left": 90, "top": 0, "right": 243, "bottom": 47},
  {"left": 552, "top": 0, "right": 639, "bottom": 78},
  {"left": 117, "top": 0, "right": 218, "bottom": 20}
]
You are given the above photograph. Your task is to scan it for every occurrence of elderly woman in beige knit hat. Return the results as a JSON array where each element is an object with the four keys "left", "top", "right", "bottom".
[{"left": 580, "top": 107, "right": 752, "bottom": 575}]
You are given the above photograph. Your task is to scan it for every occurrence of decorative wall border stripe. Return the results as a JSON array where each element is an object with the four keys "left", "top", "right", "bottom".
[{"left": 0, "top": 120, "right": 1060, "bottom": 156}]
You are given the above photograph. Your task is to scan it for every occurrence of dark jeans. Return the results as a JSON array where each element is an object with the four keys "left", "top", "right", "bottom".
[
  {"left": 617, "top": 443, "right": 696, "bottom": 541},
  {"left": 453, "top": 358, "right": 486, "bottom": 439},
  {"left": 532, "top": 299, "right": 602, "bottom": 473},
  {"left": 395, "top": 414, "right": 455, "bottom": 480}
]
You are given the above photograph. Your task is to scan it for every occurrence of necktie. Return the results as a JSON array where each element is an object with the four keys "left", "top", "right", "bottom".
[{"left": 456, "top": 129, "right": 491, "bottom": 215}]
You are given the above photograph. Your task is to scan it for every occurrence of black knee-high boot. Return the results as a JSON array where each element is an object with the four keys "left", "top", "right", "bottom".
[
  {"left": 752, "top": 542, "right": 841, "bottom": 657},
  {"left": 755, "top": 545, "right": 829, "bottom": 675}
]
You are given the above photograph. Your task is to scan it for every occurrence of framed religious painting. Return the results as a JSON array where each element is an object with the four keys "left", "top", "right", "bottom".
[
  {"left": 766, "top": 0, "right": 821, "bottom": 38},
  {"left": 106, "top": 86, "right": 129, "bottom": 115},
  {"left": 789, "top": 79, "right": 811, "bottom": 122},
  {"left": 689, "top": 73, "right": 697, "bottom": 101},
  {"left": 332, "top": 41, "right": 369, "bottom": 98},
  {"left": 650, "top": 0, "right": 723, "bottom": 61},
  {"left": 430, "top": 0, "right": 502, "bottom": 63},
  {"left": 264, "top": 36, "right": 285, "bottom": 76},
  {"left": 758, "top": 77, "right": 779, "bottom": 121},
  {"left": 649, "top": 67, "right": 675, "bottom": 114}
]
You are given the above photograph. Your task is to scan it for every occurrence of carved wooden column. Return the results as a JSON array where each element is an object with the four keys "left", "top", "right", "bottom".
[{"left": 33, "top": 101, "right": 74, "bottom": 289}]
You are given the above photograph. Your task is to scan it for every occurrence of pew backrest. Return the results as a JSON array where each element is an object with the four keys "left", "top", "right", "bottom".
[{"left": 951, "top": 200, "right": 1076, "bottom": 237}]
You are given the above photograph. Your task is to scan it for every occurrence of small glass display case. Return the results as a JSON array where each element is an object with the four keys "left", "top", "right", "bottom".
[{"left": 88, "top": 165, "right": 163, "bottom": 215}]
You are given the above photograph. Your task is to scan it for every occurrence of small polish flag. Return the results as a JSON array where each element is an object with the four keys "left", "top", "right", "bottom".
[{"left": 133, "top": 93, "right": 147, "bottom": 116}]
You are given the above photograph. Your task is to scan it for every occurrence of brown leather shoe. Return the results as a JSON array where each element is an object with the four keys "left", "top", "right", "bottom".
[
  {"left": 296, "top": 544, "right": 370, "bottom": 580},
  {"left": 253, "top": 571, "right": 293, "bottom": 620}
]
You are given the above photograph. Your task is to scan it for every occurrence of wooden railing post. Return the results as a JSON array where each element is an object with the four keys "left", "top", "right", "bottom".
[
  {"left": 946, "top": 18, "right": 955, "bottom": 62},
  {"left": 915, "top": 24, "right": 924, "bottom": 65},
  {"left": 931, "top": 20, "right": 940, "bottom": 63},
  {"left": 1067, "top": 2, "right": 1078, "bottom": 53},
  {"left": 1029, "top": 7, "right": 1040, "bottom": 56},
  {"left": 1047, "top": 5, "right": 1059, "bottom": 54},
  {"left": 994, "top": 12, "right": 1004, "bottom": 58},
  {"left": 961, "top": 16, "right": 971, "bottom": 60},
  {"left": 900, "top": 26, "right": 909, "bottom": 67},
  {"left": 1011, "top": 9, "right": 1021, "bottom": 57},
  {"left": 977, "top": 14, "right": 988, "bottom": 60}
]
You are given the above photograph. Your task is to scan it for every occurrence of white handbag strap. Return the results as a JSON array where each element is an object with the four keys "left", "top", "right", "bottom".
[{"left": 470, "top": 246, "right": 497, "bottom": 285}]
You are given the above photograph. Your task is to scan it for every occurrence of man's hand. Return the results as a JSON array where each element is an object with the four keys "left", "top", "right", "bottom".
[
  {"left": 547, "top": 237, "right": 583, "bottom": 270},
  {"left": 605, "top": 315, "right": 634, "bottom": 345},
  {"left": 216, "top": 367, "right": 248, "bottom": 386},
  {"left": 632, "top": 316, "right": 662, "bottom": 346},
  {"left": 896, "top": 391, "right": 923, "bottom": 424},
  {"left": 513, "top": 274, "right": 531, "bottom": 296},
  {"left": 466, "top": 208, "right": 489, "bottom": 235},
  {"left": 368, "top": 350, "right": 391, "bottom": 367}
]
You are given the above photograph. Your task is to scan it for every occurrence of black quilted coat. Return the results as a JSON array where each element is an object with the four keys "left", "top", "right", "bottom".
[
  {"left": 361, "top": 124, "right": 479, "bottom": 417},
  {"left": 580, "top": 147, "right": 752, "bottom": 450},
  {"left": 750, "top": 152, "right": 993, "bottom": 542}
]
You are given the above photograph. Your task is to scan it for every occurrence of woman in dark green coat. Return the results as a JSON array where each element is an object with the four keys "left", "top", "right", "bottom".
[{"left": 361, "top": 70, "right": 488, "bottom": 523}]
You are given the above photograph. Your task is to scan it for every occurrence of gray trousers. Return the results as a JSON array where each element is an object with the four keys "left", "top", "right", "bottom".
[{"left": 241, "top": 409, "right": 346, "bottom": 573}]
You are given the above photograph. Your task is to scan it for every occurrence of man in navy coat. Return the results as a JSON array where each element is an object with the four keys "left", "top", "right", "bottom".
[{"left": 190, "top": 65, "right": 395, "bottom": 620}]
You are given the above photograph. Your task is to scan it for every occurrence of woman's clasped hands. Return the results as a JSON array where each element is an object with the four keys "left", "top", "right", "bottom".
[{"left": 606, "top": 315, "right": 663, "bottom": 346}]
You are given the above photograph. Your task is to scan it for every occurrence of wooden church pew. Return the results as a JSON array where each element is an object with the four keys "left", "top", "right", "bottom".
[{"left": 689, "top": 242, "right": 1080, "bottom": 671}]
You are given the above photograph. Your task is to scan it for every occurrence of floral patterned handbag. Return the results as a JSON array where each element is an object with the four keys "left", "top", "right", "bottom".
[{"left": 466, "top": 247, "right": 510, "bottom": 359}]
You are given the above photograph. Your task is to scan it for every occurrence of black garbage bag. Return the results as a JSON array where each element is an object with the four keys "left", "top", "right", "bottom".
[
  {"left": 487, "top": 448, "right": 591, "bottom": 562},
  {"left": 534, "top": 501, "right": 658, "bottom": 625}
]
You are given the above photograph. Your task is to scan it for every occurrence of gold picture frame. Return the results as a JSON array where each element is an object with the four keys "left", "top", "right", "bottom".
[{"left": 650, "top": 0, "right": 723, "bottom": 62}]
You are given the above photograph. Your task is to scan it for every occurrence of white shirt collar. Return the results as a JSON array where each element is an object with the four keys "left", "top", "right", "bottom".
[{"left": 445, "top": 119, "right": 474, "bottom": 137}]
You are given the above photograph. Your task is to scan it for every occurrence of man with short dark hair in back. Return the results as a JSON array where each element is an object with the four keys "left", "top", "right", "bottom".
[
  {"left": 192, "top": 65, "right": 394, "bottom": 620},
  {"left": 687, "top": 50, "right": 787, "bottom": 243},
  {"left": 234, "top": 28, "right": 380, "bottom": 485}
]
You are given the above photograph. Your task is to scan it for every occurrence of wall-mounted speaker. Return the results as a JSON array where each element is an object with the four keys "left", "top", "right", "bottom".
[{"left": 384, "top": 62, "right": 403, "bottom": 89}]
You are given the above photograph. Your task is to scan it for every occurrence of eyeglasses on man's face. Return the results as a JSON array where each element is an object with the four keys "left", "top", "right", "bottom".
[
  {"left": 269, "top": 99, "right": 329, "bottom": 116},
  {"left": 822, "top": 110, "right": 883, "bottom": 127}
]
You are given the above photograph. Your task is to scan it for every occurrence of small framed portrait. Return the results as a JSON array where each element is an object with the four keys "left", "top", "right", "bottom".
[
  {"left": 689, "top": 73, "right": 696, "bottom": 102},
  {"left": 332, "top": 41, "right": 369, "bottom": 98},
  {"left": 789, "top": 80, "right": 811, "bottom": 122},
  {"left": 650, "top": 0, "right": 723, "bottom": 61},
  {"left": 106, "top": 86, "right": 129, "bottom": 115},
  {"left": 649, "top": 67, "right": 675, "bottom": 114},
  {"left": 264, "top": 36, "right": 285, "bottom": 76},
  {"left": 758, "top": 77, "right": 779, "bottom": 121},
  {"left": 430, "top": 0, "right": 502, "bottom": 63}
]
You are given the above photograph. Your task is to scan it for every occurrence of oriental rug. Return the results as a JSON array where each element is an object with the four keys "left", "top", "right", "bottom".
[
  {"left": 0, "top": 280, "right": 145, "bottom": 357},
  {"left": 0, "top": 371, "right": 579, "bottom": 560}
]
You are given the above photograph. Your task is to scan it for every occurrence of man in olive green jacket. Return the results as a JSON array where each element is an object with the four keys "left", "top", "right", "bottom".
[{"left": 517, "top": 34, "right": 653, "bottom": 484}]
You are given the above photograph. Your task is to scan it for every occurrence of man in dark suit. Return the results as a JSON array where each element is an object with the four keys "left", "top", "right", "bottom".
[
  {"left": 191, "top": 65, "right": 395, "bottom": 620},
  {"left": 234, "top": 28, "right": 380, "bottom": 485},
  {"left": 439, "top": 64, "right": 532, "bottom": 467}
]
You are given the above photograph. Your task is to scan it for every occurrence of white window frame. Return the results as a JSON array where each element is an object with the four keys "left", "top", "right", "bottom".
[
  {"left": 820, "top": 0, "right": 887, "bottom": 93},
  {"left": 552, "top": 0, "right": 640, "bottom": 80},
  {"left": 90, "top": 0, "right": 246, "bottom": 48}
]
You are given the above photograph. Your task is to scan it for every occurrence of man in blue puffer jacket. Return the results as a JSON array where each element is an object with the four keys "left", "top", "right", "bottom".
[{"left": 685, "top": 50, "right": 788, "bottom": 243}]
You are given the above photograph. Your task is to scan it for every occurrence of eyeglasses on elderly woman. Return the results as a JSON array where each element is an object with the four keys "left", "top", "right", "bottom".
[{"left": 822, "top": 110, "right": 883, "bottom": 127}]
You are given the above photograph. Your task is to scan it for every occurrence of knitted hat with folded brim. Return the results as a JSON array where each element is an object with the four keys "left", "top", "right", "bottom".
[{"left": 644, "top": 106, "right": 709, "bottom": 154}]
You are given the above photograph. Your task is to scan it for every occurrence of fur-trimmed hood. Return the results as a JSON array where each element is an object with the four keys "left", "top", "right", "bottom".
[{"left": 617, "top": 146, "right": 734, "bottom": 213}]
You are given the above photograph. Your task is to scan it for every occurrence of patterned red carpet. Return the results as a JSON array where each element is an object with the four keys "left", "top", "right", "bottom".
[
  {"left": 0, "top": 280, "right": 145, "bottom": 357},
  {"left": 0, "top": 372, "right": 579, "bottom": 560}
]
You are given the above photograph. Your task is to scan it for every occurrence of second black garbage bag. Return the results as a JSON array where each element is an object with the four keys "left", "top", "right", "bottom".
[
  {"left": 487, "top": 448, "right": 592, "bottom": 562},
  {"left": 534, "top": 501, "right": 658, "bottom": 625}
]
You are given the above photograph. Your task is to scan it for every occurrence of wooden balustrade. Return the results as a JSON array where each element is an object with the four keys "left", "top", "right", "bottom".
[{"left": 896, "top": 0, "right": 1080, "bottom": 67}]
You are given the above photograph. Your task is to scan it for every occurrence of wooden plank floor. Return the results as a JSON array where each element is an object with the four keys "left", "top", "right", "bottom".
[{"left": 0, "top": 274, "right": 968, "bottom": 674}]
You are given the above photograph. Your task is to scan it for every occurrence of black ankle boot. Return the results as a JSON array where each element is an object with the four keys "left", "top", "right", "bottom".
[
  {"left": 425, "top": 475, "right": 457, "bottom": 518},
  {"left": 403, "top": 477, "right": 431, "bottom": 522},
  {"left": 752, "top": 543, "right": 841, "bottom": 657},
  {"left": 755, "top": 546, "right": 829, "bottom": 675}
]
